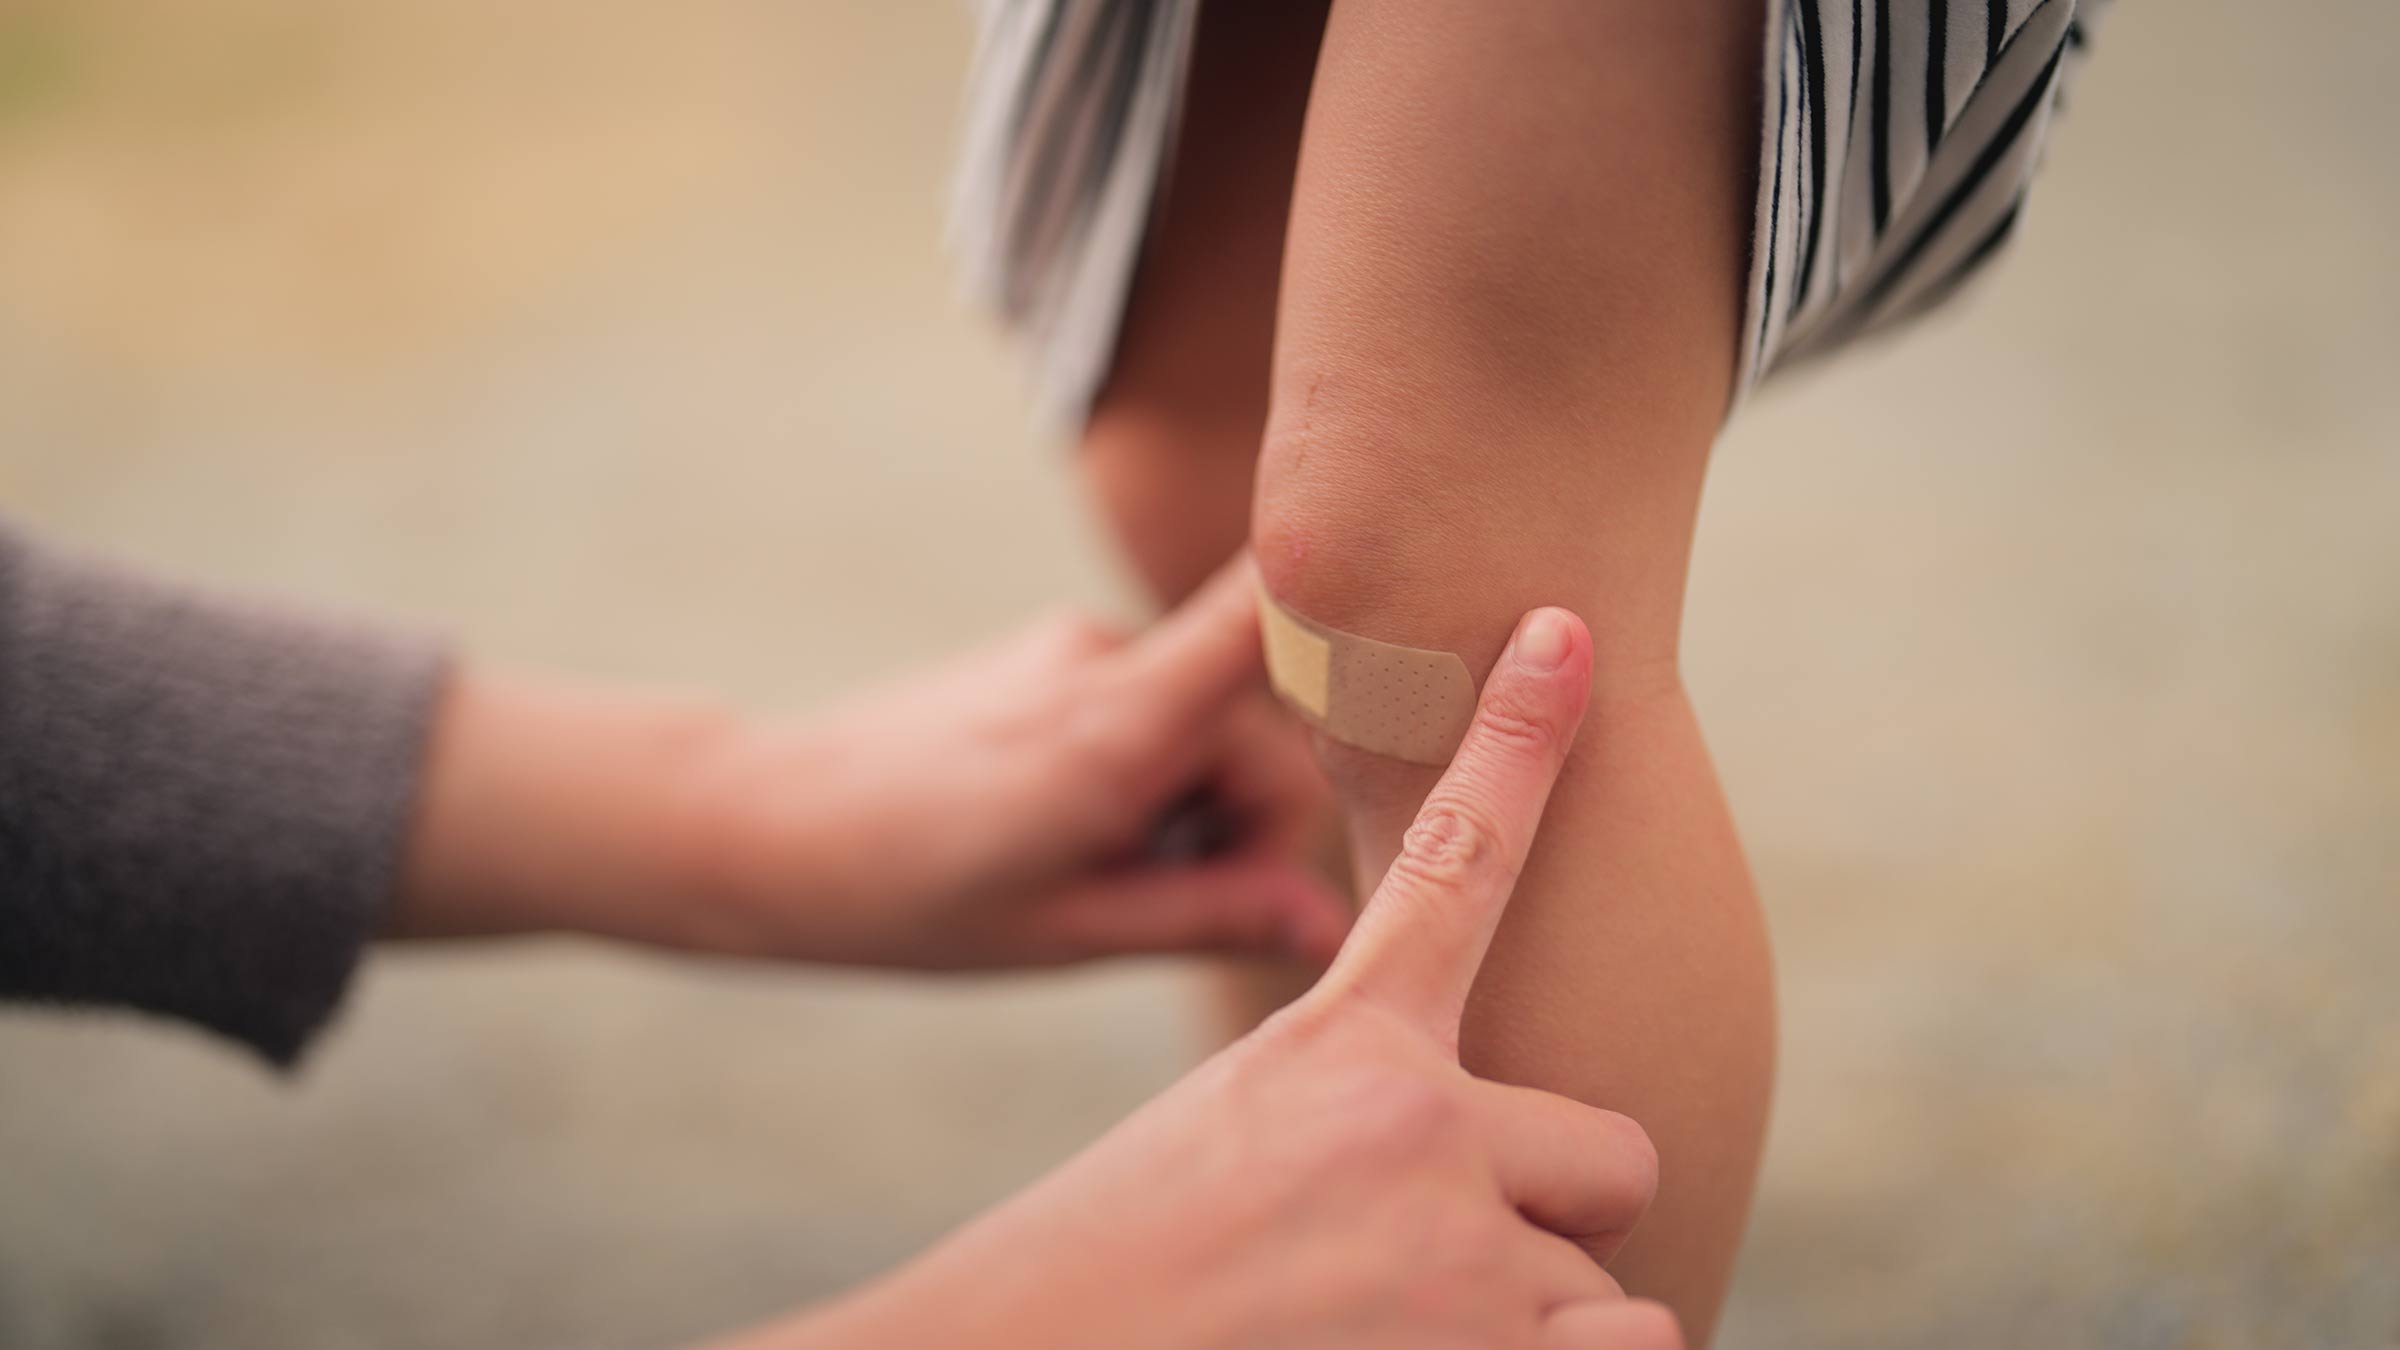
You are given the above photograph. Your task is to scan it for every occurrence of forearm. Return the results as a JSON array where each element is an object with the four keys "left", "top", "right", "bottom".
[{"left": 391, "top": 668, "right": 752, "bottom": 953}]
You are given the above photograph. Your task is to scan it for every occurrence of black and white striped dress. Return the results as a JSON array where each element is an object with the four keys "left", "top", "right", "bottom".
[
  {"left": 953, "top": 0, "right": 2109, "bottom": 423},
  {"left": 1742, "top": 0, "right": 2106, "bottom": 392}
]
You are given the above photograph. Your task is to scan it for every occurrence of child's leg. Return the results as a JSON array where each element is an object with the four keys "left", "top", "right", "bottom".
[
  {"left": 1081, "top": 0, "right": 1774, "bottom": 1334},
  {"left": 1080, "top": 0, "right": 1336, "bottom": 1026},
  {"left": 1252, "top": 1, "right": 1772, "bottom": 1340}
]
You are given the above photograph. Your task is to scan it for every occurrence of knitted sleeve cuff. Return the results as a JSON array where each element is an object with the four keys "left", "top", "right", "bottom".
[{"left": 0, "top": 521, "right": 449, "bottom": 1066}]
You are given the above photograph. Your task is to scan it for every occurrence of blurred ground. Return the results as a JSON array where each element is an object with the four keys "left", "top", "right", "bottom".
[{"left": 0, "top": 1, "right": 2392, "bottom": 1346}]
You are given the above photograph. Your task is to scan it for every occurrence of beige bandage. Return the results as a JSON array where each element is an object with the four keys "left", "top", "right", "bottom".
[{"left": 1257, "top": 583, "right": 1478, "bottom": 766}]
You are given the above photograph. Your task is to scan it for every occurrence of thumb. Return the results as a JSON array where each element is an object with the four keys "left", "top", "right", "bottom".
[
  {"left": 1315, "top": 606, "right": 1592, "bottom": 1041},
  {"left": 1101, "top": 554, "right": 1266, "bottom": 751}
]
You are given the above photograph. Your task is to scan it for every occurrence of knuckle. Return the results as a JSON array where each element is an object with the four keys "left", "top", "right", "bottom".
[
  {"left": 1056, "top": 678, "right": 1154, "bottom": 766},
  {"left": 1341, "top": 1070, "right": 1462, "bottom": 1155},
  {"left": 1054, "top": 699, "right": 1125, "bottom": 766},
  {"left": 1283, "top": 983, "right": 1413, "bottom": 1065},
  {"left": 1256, "top": 995, "right": 1342, "bottom": 1051},
  {"left": 1391, "top": 798, "right": 1512, "bottom": 894},
  {"left": 1046, "top": 708, "right": 1160, "bottom": 821},
  {"left": 1472, "top": 686, "right": 1567, "bottom": 759}
]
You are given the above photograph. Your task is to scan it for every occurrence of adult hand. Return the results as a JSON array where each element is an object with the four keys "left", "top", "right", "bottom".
[
  {"left": 724, "top": 606, "right": 1679, "bottom": 1350},
  {"left": 397, "top": 557, "right": 1346, "bottom": 970}
]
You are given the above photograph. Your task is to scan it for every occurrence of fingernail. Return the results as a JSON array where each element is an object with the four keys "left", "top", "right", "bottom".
[{"left": 1515, "top": 609, "right": 1572, "bottom": 673}]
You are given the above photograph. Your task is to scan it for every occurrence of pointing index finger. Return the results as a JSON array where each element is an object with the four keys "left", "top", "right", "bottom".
[{"left": 1318, "top": 606, "right": 1592, "bottom": 1041}]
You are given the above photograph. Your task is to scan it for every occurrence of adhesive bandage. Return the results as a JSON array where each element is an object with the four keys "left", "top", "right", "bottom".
[{"left": 1256, "top": 582, "right": 1478, "bottom": 766}]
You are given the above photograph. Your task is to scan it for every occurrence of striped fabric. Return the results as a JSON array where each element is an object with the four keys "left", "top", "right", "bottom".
[
  {"left": 1741, "top": 0, "right": 2108, "bottom": 391},
  {"left": 953, "top": 0, "right": 2105, "bottom": 425},
  {"left": 952, "top": 0, "right": 1203, "bottom": 427}
]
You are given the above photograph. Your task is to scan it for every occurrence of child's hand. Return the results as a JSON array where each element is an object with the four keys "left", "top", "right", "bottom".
[{"left": 682, "top": 556, "right": 1348, "bottom": 968}]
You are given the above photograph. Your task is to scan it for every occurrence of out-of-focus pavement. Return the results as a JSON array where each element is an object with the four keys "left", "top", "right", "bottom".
[{"left": 0, "top": 2, "right": 2392, "bottom": 1346}]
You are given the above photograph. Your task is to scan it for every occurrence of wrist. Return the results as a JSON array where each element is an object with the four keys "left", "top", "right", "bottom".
[
  {"left": 656, "top": 708, "right": 865, "bottom": 960},
  {"left": 394, "top": 667, "right": 744, "bottom": 948}
]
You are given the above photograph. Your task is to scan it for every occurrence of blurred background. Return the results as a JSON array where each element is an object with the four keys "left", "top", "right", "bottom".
[{"left": 0, "top": 0, "right": 2392, "bottom": 1346}]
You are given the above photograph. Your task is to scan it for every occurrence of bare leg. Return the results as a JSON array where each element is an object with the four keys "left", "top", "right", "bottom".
[
  {"left": 1251, "top": 1, "right": 1772, "bottom": 1340},
  {"left": 1080, "top": 0, "right": 1774, "bottom": 1334},
  {"left": 1080, "top": 0, "right": 1336, "bottom": 1029}
]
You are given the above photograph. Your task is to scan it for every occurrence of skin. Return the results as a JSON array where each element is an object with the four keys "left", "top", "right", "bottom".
[
  {"left": 396, "top": 571, "right": 1672, "bottom": 1346},
  {"left": 1081, "top": 0, "right": 1341, "bottom": 1036},
  {"left": 1081, "top": 0, "right": 1774, "bottom": 1339},
  {"left": 717, "top": 610, "right": 1684, "bottom": 1350},
  {"left": 394, "top": 558, "right": 1348, "bottom": 971}
]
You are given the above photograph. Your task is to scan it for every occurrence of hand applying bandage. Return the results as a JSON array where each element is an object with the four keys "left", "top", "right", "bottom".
[
  {"left": 713, "top": 607, "right": 1681, "bottom": 1350},
  {"left": 393, "top": 556, "right": 1347, "bottom": 970}
]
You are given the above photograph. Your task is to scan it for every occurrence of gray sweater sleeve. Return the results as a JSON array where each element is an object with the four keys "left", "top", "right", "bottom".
[{"left": 0, "top": 519, "right": 448, "bottom": 1066}]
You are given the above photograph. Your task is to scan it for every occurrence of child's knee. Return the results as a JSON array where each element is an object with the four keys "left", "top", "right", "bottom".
[
  {"left": 1258, "top": 422, "right": 1676, "bottom": 677},
  {"left": 1254, "top": 393, "right": 1517, "bottom": 653},
  {"left": 1252, "top": 444, "right": 1539, "bottom": 815}
]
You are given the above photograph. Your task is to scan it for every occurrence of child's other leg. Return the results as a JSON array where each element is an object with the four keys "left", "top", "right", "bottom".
[
  {"left": 1253, "top": 1, "right": 1773, "bottom": 1340},
  {"left": 1080, "top": 0, "right": 1337, "bottom": 1027}
]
